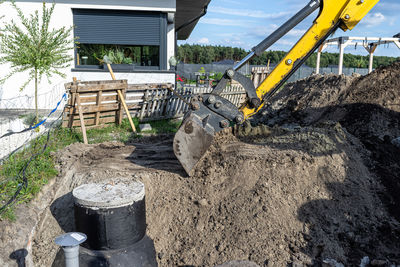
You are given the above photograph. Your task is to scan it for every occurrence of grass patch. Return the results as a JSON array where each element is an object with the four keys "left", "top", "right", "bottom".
[
  {"left": 84, "top": 117, "right": 139, "bottom": 143},
  {"left": 0, "top": 127, "right": 80, "bottom": 220},
  {"left": 1, "top": 206, "right": 16, "bottom": 222},
  {"left": 140, "top": 119, "right": 181, "bottom": 134},
  {"left": 0, "top": 118, "right": 180, "bottom": 221}
]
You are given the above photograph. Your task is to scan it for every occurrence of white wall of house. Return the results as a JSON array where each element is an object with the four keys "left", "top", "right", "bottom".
[
  {"left": 167, "top": 23, "right": 176, "bottom": 69},
  {"left": 0, "top": 0, "right": 176, "bottom": 110}
]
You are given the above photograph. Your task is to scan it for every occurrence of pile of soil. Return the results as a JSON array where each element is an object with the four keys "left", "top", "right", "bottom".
[
  {"left": 31, "top": 130, "right": 400, "bottom": 266},
  {"left": 256, "top": 60, "right": 400, "bottom": 224},
  {"left": 259, "top": 61, "right": 400, "bottom": 136},
  {"left": 2, "top": 61, "right": 400, "bottom": 267}
]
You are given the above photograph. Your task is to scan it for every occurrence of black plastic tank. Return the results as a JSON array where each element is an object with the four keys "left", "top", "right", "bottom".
[{"left": 53, "top": 180, "right": 157, "bottom": 267}]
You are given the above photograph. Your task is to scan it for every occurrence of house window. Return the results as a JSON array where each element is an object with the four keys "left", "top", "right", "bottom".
[
  {"left": 73, "top": 9, "right": 167, "bottom": 70},
  {"left": 77, "top": 44, "right": 160, "bottom": 69}
]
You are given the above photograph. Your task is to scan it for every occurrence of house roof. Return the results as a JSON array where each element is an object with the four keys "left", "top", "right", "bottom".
[{"left": 175, "top": 0, "right": 211, "bottom": 40}]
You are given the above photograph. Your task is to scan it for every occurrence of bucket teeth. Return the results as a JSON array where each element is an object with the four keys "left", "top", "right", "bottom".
[{"left": 202, "top": 115, "right": 210, "bottom": 128}]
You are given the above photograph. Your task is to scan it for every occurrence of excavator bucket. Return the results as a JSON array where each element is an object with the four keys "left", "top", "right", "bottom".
[
  {"left": 173, "top": 113, "right": 215, "bottom": 176},
  {"left": 173, "top": 94, "right": 243, "bottom": 176}
]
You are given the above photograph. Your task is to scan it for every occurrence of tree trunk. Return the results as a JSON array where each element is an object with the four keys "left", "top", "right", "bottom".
[{"left": 35, "top": 68, "right": 38, "bottom": 126}]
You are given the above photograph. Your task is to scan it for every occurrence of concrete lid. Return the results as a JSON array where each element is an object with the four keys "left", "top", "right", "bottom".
[{"left": 72, "top": 181, "right": 145, "bottom": 209}]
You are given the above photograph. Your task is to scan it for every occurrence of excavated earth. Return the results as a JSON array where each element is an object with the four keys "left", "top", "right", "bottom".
[
  {"left": 1, "top": 61, "right": 400, "bottom": 267},
  {"left": 257, "top": 61, "right": 400, "bottom": 224}
]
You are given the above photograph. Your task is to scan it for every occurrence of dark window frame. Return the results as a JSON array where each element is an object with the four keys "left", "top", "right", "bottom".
[{"left": 72, "top": 9, "right": 167, "bottom": 71}]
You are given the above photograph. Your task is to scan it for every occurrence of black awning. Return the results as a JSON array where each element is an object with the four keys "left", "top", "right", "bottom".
[
  {"left": 175, "top": 0, "right": 211, "bottom": 40},
  {"left": 73, "top": 9, "right": 165, "bottom": 45}
]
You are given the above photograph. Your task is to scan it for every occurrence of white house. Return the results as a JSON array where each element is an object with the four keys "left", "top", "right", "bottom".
[{"left": 0, "top": 0, "right": 210, "bottom": 109}]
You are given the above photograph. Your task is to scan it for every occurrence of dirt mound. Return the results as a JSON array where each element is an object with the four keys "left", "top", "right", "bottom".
[
  {"left": 28, "top": 126, "right": 399, "bottom": 266},
  {"left": 257, "top": 61, "right": 400, "bottom": 227},
  {"left": 261, "top": 73, "right": 358, "bottom": 125},
  {"left": 182, "top": 127, "right": 399, "bottom": 266},
  {"left": 259, "top": 60, "right": 400, "bottom": 138},
  {"left": 342, "top": 61, "right": 400, "bottom": 111}
]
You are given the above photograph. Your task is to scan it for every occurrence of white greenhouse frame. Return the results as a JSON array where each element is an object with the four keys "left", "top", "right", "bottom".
[{"left": 315, "top": 36, "right": 400, "bottom": 75}]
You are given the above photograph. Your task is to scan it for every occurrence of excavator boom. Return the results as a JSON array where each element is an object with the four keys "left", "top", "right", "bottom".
[{"left": 174, "top": 0, "right": 380, "bottom": 176}]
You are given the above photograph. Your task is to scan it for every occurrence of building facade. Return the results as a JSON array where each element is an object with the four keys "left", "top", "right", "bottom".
[{"left": 0, "top": 0, "right": 209, "bottom": 109}]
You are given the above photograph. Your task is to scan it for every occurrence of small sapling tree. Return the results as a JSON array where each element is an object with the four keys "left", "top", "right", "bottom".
[{"left": 0, "top": 1, "right": 74, "bottom": 125}]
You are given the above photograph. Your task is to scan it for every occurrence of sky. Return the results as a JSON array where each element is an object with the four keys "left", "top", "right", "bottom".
[{"left": 178, "top": 0, "right": 400, "bottom": 57}]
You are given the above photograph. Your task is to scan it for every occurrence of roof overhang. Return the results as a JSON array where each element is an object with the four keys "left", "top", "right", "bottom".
[{"left": 175, "top": 0, "right": 211, "bottom": 40}]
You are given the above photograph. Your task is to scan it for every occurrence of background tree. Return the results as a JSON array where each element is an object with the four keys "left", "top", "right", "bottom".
[
  {"left": 177, "top": 44, "right": 398, "bottom": 68},
  {"left": 0, "top": 0, "right": 4, "bottom": 26},
  {"left": 0, "top": 0, "right": 4, "bottom": 17},
  {"left": 0, "top": 1, "right": 74, "bottom": 125}
]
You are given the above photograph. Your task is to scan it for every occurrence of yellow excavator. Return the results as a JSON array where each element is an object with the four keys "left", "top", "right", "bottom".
[{"left": 173, "top": 0, "right": 380, "bottom": 176}]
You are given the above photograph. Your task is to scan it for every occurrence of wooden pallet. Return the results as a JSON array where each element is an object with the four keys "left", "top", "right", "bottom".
[
  {"left": 63, "top": 80, "right": 248, "bottom": 139},
  {"left": 63, "top": 79, "right": 128, "bottom": 143},
  {"left": 125, "top": 83, "right": 175, "bottom": 120},
  {"left": 251, "top": 66, "right": 271, "bottom": 88}
]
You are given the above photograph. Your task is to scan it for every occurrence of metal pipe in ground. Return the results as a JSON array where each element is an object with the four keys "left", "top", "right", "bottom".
[
  {"left": 63, "top": 246, "right": 79, "bottom": 267},
  {"left": 54, "top": 232, "right": 87, "bottom": 267}
]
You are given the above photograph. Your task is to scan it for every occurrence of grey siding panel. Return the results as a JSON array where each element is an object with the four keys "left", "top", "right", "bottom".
[
  {"left": 73, "top": 9, "right": 161, "bottom": 45},
  {"left": 160, "top": 13, "right": 167, "bottom": 70}
]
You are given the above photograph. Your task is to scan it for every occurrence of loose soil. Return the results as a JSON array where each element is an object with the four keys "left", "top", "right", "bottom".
[
  {"left": 1, "top": 61, "right": 400, "bottom": 267},
  {"left": 257, "top": 61, "right": 400, "bottom": 223}
]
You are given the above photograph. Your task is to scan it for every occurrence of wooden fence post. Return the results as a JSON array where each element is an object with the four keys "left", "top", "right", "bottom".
[{"left": 75, "top": 93, "right": 88, "bottom": 145}]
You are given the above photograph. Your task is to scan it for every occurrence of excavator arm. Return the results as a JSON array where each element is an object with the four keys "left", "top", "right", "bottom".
[{"left": 174, "top": 0, "right": 380, "bottom": 176}]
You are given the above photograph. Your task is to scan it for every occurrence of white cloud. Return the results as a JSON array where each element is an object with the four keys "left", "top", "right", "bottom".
[
  {"left": 219, "top": 0, "right": 242, "bottom": 5},
  {"left": 197, "top": 37, "right": 210, "bottom": 44},
  {"left": 245, "top": 25, "right": 277, "bottom": 39},
  {"left": 244, "top": 24, "right": 306, "bottom": 41},
  {"left": 209, "top": 7, "right": 291, "bottom": 19},
  {"left": 286, "top": 28, "right": 307, "bottom": 37},
  {"left": 210, "top": 33, "right": 249, "bottom": 48},
  {"left": 360, "top": 12, "right": 386, "bottom": 28},
  {"left": 275, "top": 39, "right": 294, "bottom": 46},
  {"left": 200, "top": 18, "right": 248, "bottom": 26},
  {"left": 222, "top": 37, "right": 247, "bottom": 48},
  {"left": 377, "top": 2, "right": 400, "bottom": 12}
]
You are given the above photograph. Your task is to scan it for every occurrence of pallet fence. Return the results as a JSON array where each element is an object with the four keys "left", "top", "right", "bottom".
[
  {"left": 63, "top": 80, "right": 127, "bottom": 131},
  {"left": 63, "top": 80, "right": 247, "bottom": 129},
  {"left": 125, "top": 84, "right": 246, "bottom": 121},
  {"left": 251, "top": 66, "right": 271, "bottom": 88}
]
